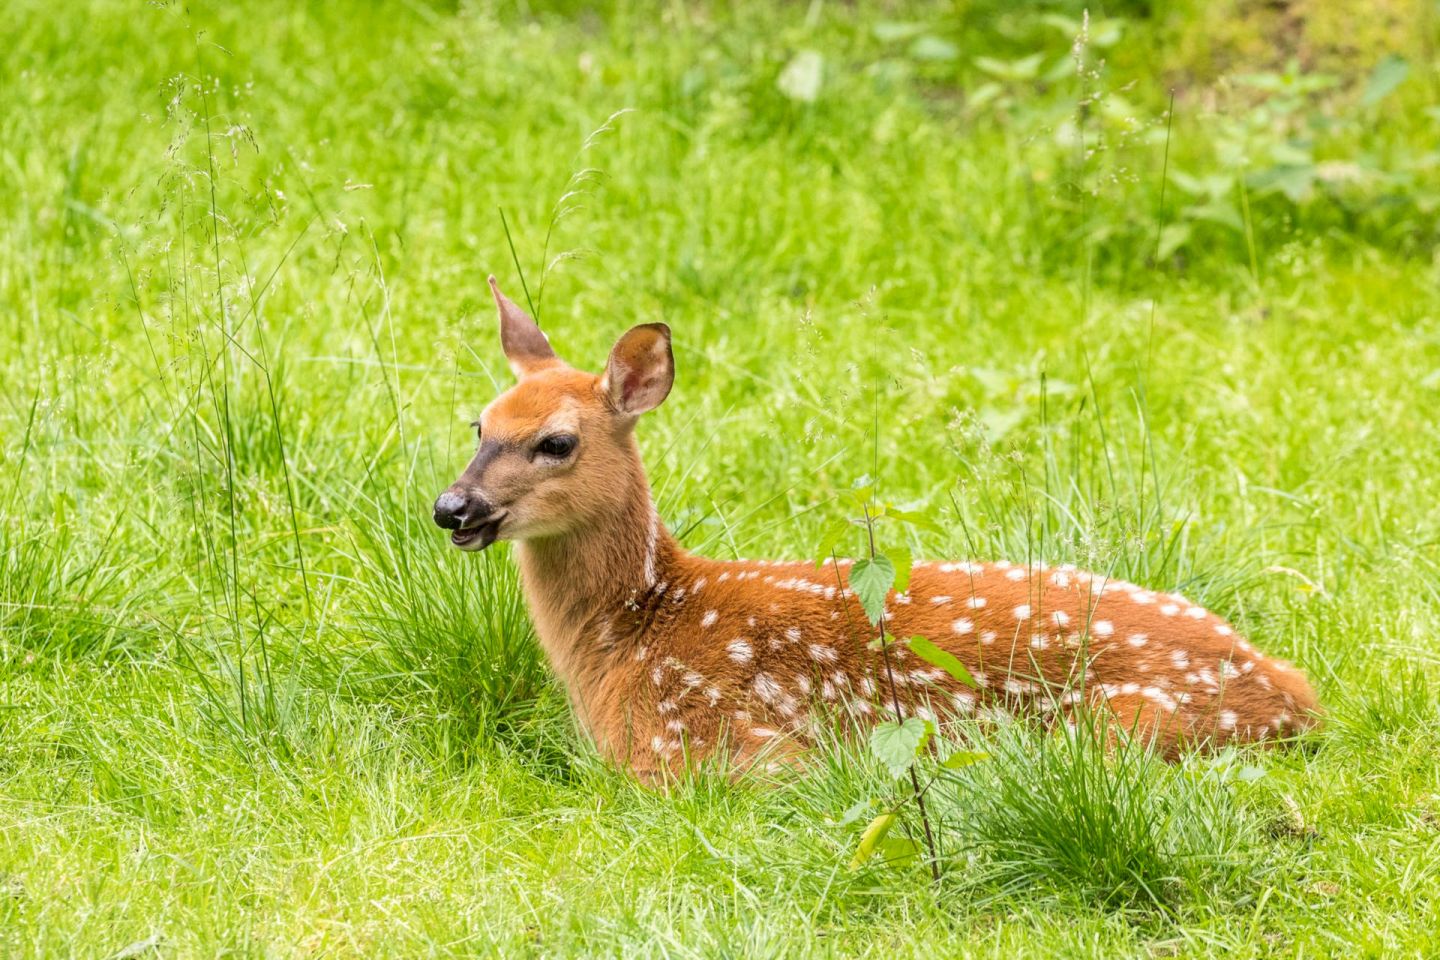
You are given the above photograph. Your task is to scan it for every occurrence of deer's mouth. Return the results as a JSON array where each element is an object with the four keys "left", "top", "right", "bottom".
[{"left": 451, "top": 513, "right": 504, "bottom": 551}]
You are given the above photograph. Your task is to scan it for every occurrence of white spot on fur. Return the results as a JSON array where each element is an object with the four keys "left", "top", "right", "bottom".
[
  {"left": 727, "top": 639, "right": 753, "bottom": 663},
  {"left": 952, "top": 618, "right": 974, "bottom": 635},
  {"left": 1127, "top": 633, "right": 1148, "bottom": 647},
  {"left": 939, "top": 561, "right": 984, "bottom": 575},
  {"left": 1091, "top": 620, "right": 1114, "bottom": 637},
  {"left": 772, "top": 577, "right": 828, "bottom": 596},
  {"left": 1014, "top": 604, "right": 1032, "bottom": 620},
  {"left": 785, "top": 627, "right": 803, "bottom": 643},
  {"left": 808, "top": 643, "right": 839, "bottom": 664},
  {"left": 966, "top": 596, "right": 988, "bottom": 609},
  {"left": 1171, "top": 650, "right": 1191, "bottom": 669},
  {"left": 1219, "top": 710, "right": 1238, "bottom": 731},
  {"left": 1185, "top": 607, "right": 1207, "bottom": 620},
  {"left": 701, "top": 610, "right": 719, "bottom": 628},
  {"left": 753, "top": 672, "right": 782, "bottom": 703},
  {"left": 931, "top": 595, "right": 952, "bottom": 605},
  {"left": 1160, "top": 603, "right": 1180, "bottom": 616},
  {"left": 1052, "top": 611, "right": 1070, "bottom": 627},
  {"left": 1142, "top": 686, "right": 1178, "bottom": 710},
  {"left": 750, "top": 727, "right": 776, "bottom": 739}
]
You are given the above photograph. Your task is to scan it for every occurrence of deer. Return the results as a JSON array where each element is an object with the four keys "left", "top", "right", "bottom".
[{"left": 432, "top": 277, "right": 1322, "bottom": 782}]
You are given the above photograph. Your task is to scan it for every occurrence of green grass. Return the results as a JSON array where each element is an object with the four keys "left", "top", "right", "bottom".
[{"left": 3, "top": 0, "right": 1440, "bottom": 955}]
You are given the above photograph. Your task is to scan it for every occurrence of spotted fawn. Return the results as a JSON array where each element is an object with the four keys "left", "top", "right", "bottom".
[{"left": 432, "top": 277, "right": 1321, "bottom": 780}]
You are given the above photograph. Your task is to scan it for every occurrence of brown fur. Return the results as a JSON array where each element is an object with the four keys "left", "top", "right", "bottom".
[{"left": 437, "top": 280, "right": 1322, "bottom": 781}]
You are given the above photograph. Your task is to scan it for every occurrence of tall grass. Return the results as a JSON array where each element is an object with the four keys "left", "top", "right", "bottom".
[
  {"left": 944, "top": 718, "right": 1264, "bottom": 908},
  {"left": 337, "top": 477, "right": 565, "bottom": 767}
]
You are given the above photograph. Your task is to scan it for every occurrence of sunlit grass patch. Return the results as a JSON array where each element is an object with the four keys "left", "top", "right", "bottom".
[{"left": 942, "top": 718, "right": 1267, "bottom": 908}]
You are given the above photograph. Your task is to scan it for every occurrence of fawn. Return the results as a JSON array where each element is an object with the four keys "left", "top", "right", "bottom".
[{"left": 433, "top": 278, "right": 1321, "bottom": 780}]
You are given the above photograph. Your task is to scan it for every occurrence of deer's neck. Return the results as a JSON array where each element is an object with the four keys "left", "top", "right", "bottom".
[{"left": 513, "top": 448, "right": 681, "bottom": 712}]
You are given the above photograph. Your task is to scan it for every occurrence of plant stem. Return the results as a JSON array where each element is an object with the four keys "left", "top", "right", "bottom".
[{"left": 863, "top": 504, "right": 942, "bottom": 883}]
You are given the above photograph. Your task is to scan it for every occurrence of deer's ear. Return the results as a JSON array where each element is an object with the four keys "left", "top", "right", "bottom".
[
  {"left": 490, "top": 275, "right": 557, "bottom": 377},
  {"left": 601, "top": 323, "right": 673, "bottom": 417}
]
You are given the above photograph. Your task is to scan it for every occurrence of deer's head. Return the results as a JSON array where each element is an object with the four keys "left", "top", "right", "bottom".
[{"left": 433, "top": 277, "right": 674, "bottom": 551}]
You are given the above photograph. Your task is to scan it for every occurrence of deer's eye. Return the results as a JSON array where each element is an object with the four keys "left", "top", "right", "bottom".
[{"left": 535, "top": 434, "right": 578, "bottom": 459}]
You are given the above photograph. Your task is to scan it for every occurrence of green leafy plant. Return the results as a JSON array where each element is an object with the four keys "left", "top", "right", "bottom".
[{"left": 816, "top": 485, "right": 986, "bottom": 880}]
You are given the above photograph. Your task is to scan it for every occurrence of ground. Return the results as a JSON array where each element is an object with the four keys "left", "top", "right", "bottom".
[{"left": 3, "top": 0, "right": 1440, "bottom": 956}]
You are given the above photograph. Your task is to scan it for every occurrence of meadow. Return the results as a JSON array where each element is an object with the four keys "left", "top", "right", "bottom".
[{"left": 3, "top": 0, "right": 1440, "bottom": 955}]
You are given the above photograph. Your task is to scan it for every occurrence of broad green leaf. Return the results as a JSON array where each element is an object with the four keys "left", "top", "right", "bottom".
[
  {"left": 848, "top": 812, "right": 897, "bottom": 869},
  {"left": 872, "top": 21, "right": 926, "bottom": 42},
  {"left": 814, "top": 519, "right": 854, "bottom": 569},
  {"left": 974, "top": 52, "right": 1044, "bottom": 82},
  {"left": 1167, "top": 168, "right": 1207, "bottom": 196},
  {"left": 1038, "top": 13, "right": 1080, "bottom": 35},
  {"left": 1235, "top": 764, "right": 1267, "bottom": 784},
  {"left": 1042, "top": 54, "right": 1074, "bottom": 84},
  {"left": 1361, "top": 55, "right": 1409, "bottom": 107},
  {"left": 908, "top": 35, "right": 958, "bottom": 62},
  {"left": 777, "top": 50, "right": 823, "bottom": 103},
  {"left": 838, "top": 799, "right": 874, "bottom": 826},
  {"left": 878, "top": 835, "right": 922, "bottom": 866},
  {"left": 941, "top": 750, "right": 990, "bottom": 770},
  {"left": 1248, "top": 164, "right": 1314, "bottom": 203},
  {"left": 885, "top": 508, "right": 944, "bottom": 534},
  {"left": 906, "top": 635, "right": 977, "bottom": 688},
  {"left": 1037, "top": 10, "right": 1124, "bottom": 44},
  {"left": 869, "top": 718, "right": 928, "bottom": 779},
  {"left": 1184, "top": 199, "right": 1244, "bottom": 232},
  {"left": 889, "top": 543, "right": 914, "bottom": 594},
  {"left": 1156, "top": 223, "right": 1191, "bottom": 261},
  {"left": 850, "top": 555, "right": 895, "bottom": 626},
  {"left": 966, "top": 81, "right": 1004, "bottom": 110}
]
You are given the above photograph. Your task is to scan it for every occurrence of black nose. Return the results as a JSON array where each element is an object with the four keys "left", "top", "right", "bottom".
[{"left": 432, "top": 491, "right": 492, "bottom": 530}]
